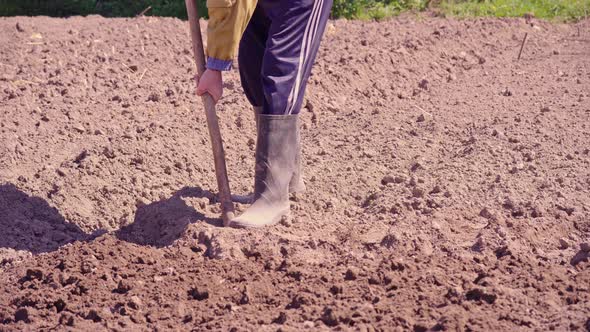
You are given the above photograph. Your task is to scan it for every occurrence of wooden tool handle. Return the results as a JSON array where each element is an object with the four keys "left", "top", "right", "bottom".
[{"left": 185, "top": 0, "right": 235, "bottom": 226}]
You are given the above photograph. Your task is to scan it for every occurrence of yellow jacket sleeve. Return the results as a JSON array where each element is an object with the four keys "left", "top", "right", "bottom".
[{"left": 206, "top": 0, "right": 257, "bottom": 71}]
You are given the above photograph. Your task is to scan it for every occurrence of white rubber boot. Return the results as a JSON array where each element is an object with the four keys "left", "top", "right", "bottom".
[
  {"left": 230, "top": 114, "right": 299, "bottom": 228},
  {"left": 231, "top": 107, "right": 304, "bottom": 204}
]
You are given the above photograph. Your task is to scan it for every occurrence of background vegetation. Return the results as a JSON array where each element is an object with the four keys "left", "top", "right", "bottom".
[
  {"left": 440, "top": 0, "right": 589, "bottom": 21},
  {"left": 0, "top": 0, "right": 588, "bottom": 21},
  {"left": 0, "top": 0, "right": 202, "bottom": 18}
]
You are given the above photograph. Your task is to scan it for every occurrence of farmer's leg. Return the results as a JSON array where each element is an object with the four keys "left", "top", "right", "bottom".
[
  {"left": 231, "top": 6, "right": 271, "bottom": 205},
  {"left": 260, "top": 0, "right": 333, "bottom": 115},
  {"left": 238, "top": 4, "right": 270, "bottom": 108},
  {"left": 263, "top": 0, "right": 332, "bottom": 191},
  {"left": 231, "top": 0, "right": 332, "bottom": 228}
]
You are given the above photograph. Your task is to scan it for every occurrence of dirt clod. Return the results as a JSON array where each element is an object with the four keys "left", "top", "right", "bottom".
[
  {"left": 272, "top": 311, "right": 287, "bottom": 324},
  {"left": 381, "top": 175, "right": 396, "bottom": 185},
  {"left": 128, "top": 296, "right": 142, "bottom": 310},
  {"left": 418, "top": 79, "right": 429, "bottom": 90},
  {"left": 59, "top": 313, "right": 75, "bottom": 326},
  {"left": 344, "top": 268, "right": 358, "bottom": 280},
  {"left": 465, "top": 289, "right": 497, "bottom": 304},
  {"left": 114, "top": 280, "right": 132, "bottom": 294},
  {"left": 559, "top": 238, "right": 570, "bottom": 250},
  {"left": 85, "top": 309, "right": 102, "bottom": 322},
  {"left": 320, "top": 307, "right": 339, "bottom": 327},
  {"left": 14, "top": 308, "right": 29, "bottom": 323},
  {"left": 187, "top": 287, "right": 209, "bottom": 301}
]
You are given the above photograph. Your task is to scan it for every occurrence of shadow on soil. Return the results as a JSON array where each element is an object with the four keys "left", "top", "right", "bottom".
[
  {"left": 116, "top": 186, "right": 221, "bottom": 247},
  {"left": 0, "top": 183, "right": 90, "bottom": 254}
]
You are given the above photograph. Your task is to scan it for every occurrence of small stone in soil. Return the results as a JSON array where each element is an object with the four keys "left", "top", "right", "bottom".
[
  {"left": 54, "top": 299, "right": 66, "bottom": 313},
  {"left": 103, "top": 147, "right": 115, "bottom": 159},
  {"left": 114, "top": 280, "right": 132, "bottom": 294},
  {"left": 272, "top": 312, "right": 287, "bottom": 324},
  {"left": 465, "top": 288, "right": 497, "bottom": 304},
  {"left": 187, "top": 287, "right": 209, "bottom": 301},
  {"left": 417, "top": 111, "right": 433, "bottom": 122},
  {"left": 25, "top": 268, "right": 43, "bottom": 281},
  {"left": 329, "top": 285, "right": 343, "bottom": 295},
  {"left": 418, "top": 79, "right": 429, "bottom": 90},
  {"left": 479, "top": 208, "right": 495, "bottom": 220},
  {"left": 380, "top": 234, "right": 399, "bottom": 249},
  {"left": 344, "top": 268, "right": 357, "bottom": 280},
  {"left": 381, "top": 175, "right": 396, "bottom": 185},
  {"left": 410, "top": 162, "right": 422, "bottom": 172},
  {"left": 73, "top": 124, "right": 85, "bottom": 133},
  {"left": 147, "top": 92, "right": 160, "bottom": 102},
  {"left": 85, "top": 309, "right": 102, "bottom": 322},
  {"left": 14, "top": 308, "right": 28, "bottom": 323},
  {"left": 559, "top": 238, "right": 569, "bottom": 250},
  {"left": 73, "top": 150, "right": 88, "bottom": 164},
  {"left": 59, "top": 313, "right": 75, "bottom": 326},
  {"left": 412, "top": 187, "right": 424, "bottom": 198},
  {"left": 320, "top": 307, "right": 339, "bottom": 327},
  {"left": 128, "top": 296, "right": 142, "bottom": 310}
]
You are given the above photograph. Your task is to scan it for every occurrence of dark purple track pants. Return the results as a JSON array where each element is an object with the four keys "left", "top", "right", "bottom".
[{"left": 238, "top": 0, "right": 333, "bottom": 115}]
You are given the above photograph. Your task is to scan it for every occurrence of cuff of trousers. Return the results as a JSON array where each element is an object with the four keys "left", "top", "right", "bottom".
[{"left": 206, "top": 57, "right": 233, "bottom": 71}]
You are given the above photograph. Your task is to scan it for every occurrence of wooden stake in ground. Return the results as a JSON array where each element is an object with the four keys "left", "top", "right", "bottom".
[
  {"left": 136, "top": 6, "right": 152, "bottom": 17},
  {"left": 517, "top": 32, "right": 528, "bottom": 61},
  {"left": 184, "top": 0, "right": 235, "bottom": 226}
]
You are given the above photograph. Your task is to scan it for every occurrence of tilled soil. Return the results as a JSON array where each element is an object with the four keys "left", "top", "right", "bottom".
[{"left": 1, "top": 13, "right": 589, "bottom": 331}]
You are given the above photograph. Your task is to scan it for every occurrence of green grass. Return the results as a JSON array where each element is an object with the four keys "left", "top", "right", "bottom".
[
  {"left": 0, "top": 0, "right": 205, "bottom": 18},
  {"left": 332, "top": 0, "right": 430, "bottom": 20},
  {"left": 439, "top": 0, "right": 590, "bottom": 22},
  {"left": 358, "top": 1, "right": 428, "bottom": 20},
  {"left": 1, "top": 0, "right": 588, "bottom": 22},
  {"left": 331, "top": 0, "right": 589, "bottom": 21}
]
